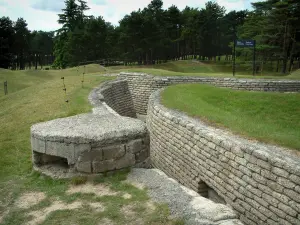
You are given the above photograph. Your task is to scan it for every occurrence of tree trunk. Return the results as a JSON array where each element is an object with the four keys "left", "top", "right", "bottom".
[
  {"left": 35, "top": 54, "right": 38, "bottom": 70},
  {"left": 270, "top": 60, "right": 273, "bottom": 71},
  {"left": 281, "top": 21, "right": 289, "bottom": 74},
  {"left": 193, "top": 41, "right": 196, "bottom": 59},
  {"left": 288, "top": 34, "right": 296, "bottom": 73},
  {"left": 40, "top": 55, "right": 43, "bottom": 69},
  {"left": 20, "top": 54, "right": 23, "bottom": 70},
  {"left": 289, "top": 57, "right": 294, "bottom": 73},
  {"left": 29, "top": 54, "right": 32, "bottom": 69}
]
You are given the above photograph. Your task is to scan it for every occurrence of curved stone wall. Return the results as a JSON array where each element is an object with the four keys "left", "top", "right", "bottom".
[
  {"left": 89, "top": 79, "right": 136, "bottom": 118},
  {"left": 119, "top": 72, "right": 300, "bottom": 115},
  {"left": 147, "top": 89, "right": 300, "bottom": 225}
]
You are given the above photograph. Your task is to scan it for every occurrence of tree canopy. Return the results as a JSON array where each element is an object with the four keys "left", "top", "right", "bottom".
[
  {"left": 0, "top": 0, "right": 299, "bottom": 73},
  {"left": 0, "top": 16, "right": 54, "bottom": 69}
]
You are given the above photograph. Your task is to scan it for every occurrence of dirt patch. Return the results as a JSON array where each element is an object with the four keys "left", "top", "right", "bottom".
[
  {"left": 122, "top": 193, "right": 132, "bottom": 199},
  {"left": 123, "top": 181, "right": 145, "bottom": 190},
  {"left": 89, "top": 202, "right": 105, "bottom": 212},
  {"left": 66, "top": 183, "right": 117, "bottom": 197},
  {"left": 146, "top": 201, "right": 156, "bottom": 212},
  {"left": 27, "top": 201, "right": 82, "bottom": 225},
  {"left": 97, "top": 218, "right": 115, "bottom": 225},
  {"left": 15, "top": 192, "right": 46, "bottom": 209},
  {"left": 121, "top": 204, "right": 136, "bottom": 217},
  {"left": 0, "top": 210, "right": 9, "bottom": 224},
  {"left": 121, "top": 204, "right": 144, "bottom": 225}
]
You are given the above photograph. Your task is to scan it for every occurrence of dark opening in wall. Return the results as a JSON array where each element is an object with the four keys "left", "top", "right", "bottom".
[
  {"left": 199, "top": 180, "right": 226, "bottom": 204},
  {"left": 208, "top": 188, "right": 226, "bottom": 204},
  {"left": 33, "top": 151, "right": 69, "bottom": 168},
  {"left": 198, "top": 180, "right": 209, "bottom": 197}
]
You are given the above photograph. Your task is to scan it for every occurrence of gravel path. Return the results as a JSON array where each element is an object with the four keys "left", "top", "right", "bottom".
[{"left": 127, "top": 168, "right": 243, "bottom": 225}]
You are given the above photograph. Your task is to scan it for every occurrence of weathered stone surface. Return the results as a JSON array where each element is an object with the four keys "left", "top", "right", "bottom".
[
  {"left": 45, "top": 141, "right": 75, "bottom": 164},
  {"left": 31, "top": 113, "right": 146, "bottom": 144},
  {"left": 115, "top": 153, "right": 135, "bottom": 169},
  {"left": 135, "top": 149, "right": 149, "bottom": 163},
  {"left": 126, "top": 139, "right": 144, "bottom": 154},
  {"left": 74, "top": 144, "right": 91, "bottom": 160},
  {"left": 89, "top": 79, "right": 136, "bottom": 118},
  {"left": 92, "top": 159, "right": 115, "bottom": 173},
  {"left": 102, "top": 145, "right": 125, "bottom": 160},
  {"left": 76, "top": 161, "right": 91, "bottom": 173},
  {"left": 31, "top": 137, "right": 46, "bottom": 153},
  {"left": 272, "top": 167, "right": 290, "bottom": 178},
  {"left": 283, "top": 189, "right": 300, "bottom": 203},
  {"left": 90, "top": 147, "right": 103, "bottom": 161}
]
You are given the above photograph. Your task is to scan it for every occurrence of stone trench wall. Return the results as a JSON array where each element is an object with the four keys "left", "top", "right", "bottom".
[
  {"left": 147, "top": 89, "right": 300, "bottom": 225},
  {"left": 89, "top": 73, "right": 300, "bottom": 224},
  {"left": 95, "top": 79, "right": 136, "bottom": 118},
  {"left": 118, "top": 73, "right": 156, "bottom": 115},
  {"left": 119, "top": 72, "right": 300, "bottom": 115}
]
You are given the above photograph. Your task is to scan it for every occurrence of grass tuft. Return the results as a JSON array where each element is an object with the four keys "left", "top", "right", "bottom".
[{"left": 70, "top": 176, "right": 88, "bottom": 186}]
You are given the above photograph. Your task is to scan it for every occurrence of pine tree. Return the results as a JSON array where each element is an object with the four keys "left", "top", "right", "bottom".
[
  {"left": 0, "top": 17, "right": 14, "bottom": 69},
  {"left": 14, "top": 18, "right": 30, "bottom": 70}
]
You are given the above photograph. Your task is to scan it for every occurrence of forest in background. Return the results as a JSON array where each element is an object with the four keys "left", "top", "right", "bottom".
[{"left": 0, "top": 0, "right": 299, "bottom": 74}]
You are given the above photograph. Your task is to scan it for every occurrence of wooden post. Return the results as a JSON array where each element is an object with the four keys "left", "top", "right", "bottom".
[{"left": 4, "top": 81, "right": 8, "bottom": 95}]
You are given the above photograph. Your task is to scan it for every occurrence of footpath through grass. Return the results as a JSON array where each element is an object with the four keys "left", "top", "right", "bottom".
[
  {"left": 0, "top": 65, "right": 181, "bottom": 224},
  {"left": 161, "top": 84, "right": 300, "bottom": 151}
]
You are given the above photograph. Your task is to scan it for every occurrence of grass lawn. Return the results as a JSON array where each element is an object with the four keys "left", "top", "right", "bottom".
[
  {"left": 161, "top": 84, "right": 300, "bottom": 151},
  {"left": 107, "top": 60, "right": 300, "bottom": 79},
  {"left": 0, "top": 65, "right": 181, "bottom": 225},
  {"left": 0, "top": 64, "right": 106, "bottom": 96}
]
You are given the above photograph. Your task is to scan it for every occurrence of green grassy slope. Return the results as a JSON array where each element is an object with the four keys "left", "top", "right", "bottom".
[
  {"left": 161, "top": 84, "right": 300, "bottom": 151},
  {"left": 0, "top": 65, "right": 111, "bottom": 179},
  {"left": 107, "top": 60, "right": 300, "bottom": 79},
  {"left": 0, "top": 64, "right": 106, "bottom": 96}
]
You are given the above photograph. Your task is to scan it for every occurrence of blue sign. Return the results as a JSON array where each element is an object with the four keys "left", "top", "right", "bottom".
[{"left": 236, "top": 40, "right": 255, "bottom": 47}]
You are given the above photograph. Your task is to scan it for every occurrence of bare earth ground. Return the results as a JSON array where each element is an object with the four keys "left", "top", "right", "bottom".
[
  {"left": 0, "top": 170, "right": 183, "bottom": 225},
  {"left": 0, "top": 168, "right": 243, "bottom": 225}
]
